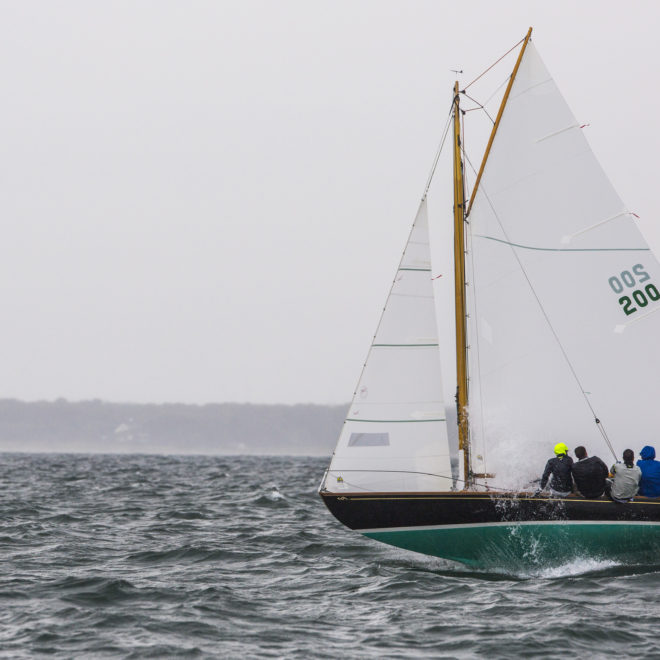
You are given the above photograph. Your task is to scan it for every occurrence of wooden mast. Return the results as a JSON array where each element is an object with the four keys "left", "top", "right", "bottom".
[
  {"left": 454, "top": 28, "right": 533, "bottom": 490},
  {"left": 452, "top": 81, "right": 470, "bottom": 488}
]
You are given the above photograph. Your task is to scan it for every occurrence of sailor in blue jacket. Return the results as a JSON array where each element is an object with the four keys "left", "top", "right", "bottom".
[{"left": 636, "top": 446, "right": 660, "bottom": 498}]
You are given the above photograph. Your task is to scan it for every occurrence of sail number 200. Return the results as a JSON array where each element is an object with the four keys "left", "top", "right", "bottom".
[{"left": 609, "top": 264, "right": 660, "bottom": 316}]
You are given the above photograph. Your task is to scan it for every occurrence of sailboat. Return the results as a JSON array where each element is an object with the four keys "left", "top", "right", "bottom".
[{"left": 319, "top": 28, "right": 660, "bottom": 567}]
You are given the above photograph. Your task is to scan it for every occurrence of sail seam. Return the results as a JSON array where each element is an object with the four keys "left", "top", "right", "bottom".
[
  {"left": 536, "top": 123, "right": 579, "bottom": 143},
  {"left": 510, "top": 77, "right": 553, "bottom": 101},
  {"left": 614, "top": 304, "right": 660, "bottom": 332},
  {"left": 475, "top": 234, "right": 649, "bottom": 252},
  {"left": 389, "top": 293, "right": 434, "bottom": 299},
  {"left": 372, "top": 344, "right": 439, "bottom": 347},
  {"left": 346, "top": 418, "right": 446, "bottom": 423},
  {"left": 561, "top": 211, "right": 633, "bottom": 244}
]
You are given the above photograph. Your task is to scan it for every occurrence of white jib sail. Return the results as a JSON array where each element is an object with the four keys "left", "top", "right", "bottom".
[
  {"left": 324, "top": 199, "right": 453, "bottom": 493},
  {"left": 465, "top": 41, "right": 660, "bottom": 486}
]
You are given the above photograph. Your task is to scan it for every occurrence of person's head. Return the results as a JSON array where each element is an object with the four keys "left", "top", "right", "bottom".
[
  {"left": 640, "top": 446, "right": 656, "bottom": 461},
  {"left": 574, "top": 446, "right": 587, "bottom": 460},
  {"left": 623, "top": 449, "right": 634, "bottom": 467},
  {"left": 554, "top": 442, "right": 569, "bottom": 456}
]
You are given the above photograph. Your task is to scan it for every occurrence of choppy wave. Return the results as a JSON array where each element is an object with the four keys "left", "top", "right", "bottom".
[{"left": 0, "top": 453, "right": 658, "bottom": 657}]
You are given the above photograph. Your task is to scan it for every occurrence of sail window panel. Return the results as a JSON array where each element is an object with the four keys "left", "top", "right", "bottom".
[
  {"left": 373, "top": 295, "right": 438, "bottom": 346},
  {"left": 348, "top": 432, "right": 390, "bottom": 447},
  {"left": 340, "top": 422, "right": 449, "bottom": 458}
]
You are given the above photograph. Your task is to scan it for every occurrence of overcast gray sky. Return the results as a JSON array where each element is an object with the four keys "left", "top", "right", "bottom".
[{"left": 1, "top": 0, "right": 659, "bottom": 404}]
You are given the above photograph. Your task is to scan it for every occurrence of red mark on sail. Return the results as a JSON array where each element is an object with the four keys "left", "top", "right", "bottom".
[
  {"left": 432, "top": 274, "right": 443, "bottom": 280},
  {"left": 580, "top": 123, "right": 590, "bottom": 129}
]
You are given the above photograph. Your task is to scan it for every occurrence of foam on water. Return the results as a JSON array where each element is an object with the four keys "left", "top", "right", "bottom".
[
  {"left": 531, "top": 556, "right": 621, "bottom": 579},
  {"left": 266, "top": 485, "right": 284, "bottom": 501},
  {"left": 383, "top": 541, "right": 626, "bottom": 581}
]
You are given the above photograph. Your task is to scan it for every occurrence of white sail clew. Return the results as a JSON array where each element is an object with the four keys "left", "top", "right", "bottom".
[
  {"left": 324, "top": 199, "right": 452, "bottom": 492},
  {"left": 466, "top": 41, "right": 660, "bottom": 481}
]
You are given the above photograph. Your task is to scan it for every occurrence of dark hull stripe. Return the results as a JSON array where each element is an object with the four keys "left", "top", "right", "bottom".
[{"left": 320, "top": 491, "right": 660, "bottom": 530}]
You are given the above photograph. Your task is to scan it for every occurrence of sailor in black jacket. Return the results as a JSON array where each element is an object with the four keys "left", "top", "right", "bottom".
[
  {"left": 571, "top": 445, "right": 608, "bottom": 498},
  {"left": 540, "top": 443, "right": 574, "bottom": 496}
]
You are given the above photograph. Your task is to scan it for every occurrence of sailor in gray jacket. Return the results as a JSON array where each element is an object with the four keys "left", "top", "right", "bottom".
[{"left": 607, "top": 449, "right": 642, "bottom": 502}]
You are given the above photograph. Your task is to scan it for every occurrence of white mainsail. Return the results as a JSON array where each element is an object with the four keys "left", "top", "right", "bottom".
[
  {"left": 324, "top": 199, "right": 453, "bottom": 492},
  {"left": 465, "top": 41, "right": 660, "bottom": 483}
]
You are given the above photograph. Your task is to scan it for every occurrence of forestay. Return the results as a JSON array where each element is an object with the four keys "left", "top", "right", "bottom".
[
  {"left": 465, "top": 41, "right": 660, "bottom": 481},
  {"left": 324, "top": 200, "right": 453, "bottom": 492}
]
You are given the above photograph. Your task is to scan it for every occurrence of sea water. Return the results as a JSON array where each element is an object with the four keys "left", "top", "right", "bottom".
[{"left": 0, "top": 453, "right": 658, "bottom": 657}]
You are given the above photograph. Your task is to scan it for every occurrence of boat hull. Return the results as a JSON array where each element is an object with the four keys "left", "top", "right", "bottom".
[{"left": 320, "top": 491, "right": 660, "bottom": 567}]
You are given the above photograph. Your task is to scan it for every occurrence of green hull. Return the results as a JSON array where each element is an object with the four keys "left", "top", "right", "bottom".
[{"left": 364, "top": 522, "right": 660, "bottom": 568}]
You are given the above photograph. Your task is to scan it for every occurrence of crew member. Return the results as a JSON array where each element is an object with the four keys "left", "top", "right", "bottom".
[
  {"left": 637, "top": 446, "right": 660, "bottom": 498},
  {"left": 571, "top": 446, "right": 608, "bottom": 499},
  {"left": 540, "top": 443, "right": 573, "bottom": 496},
  {"left": 607, "top": 449, "right": 641, "bottom": 502}
]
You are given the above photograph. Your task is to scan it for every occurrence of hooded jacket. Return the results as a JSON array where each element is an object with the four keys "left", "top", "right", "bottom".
[{"left": 637, "top": 446, "right": 660, "bottom": 498}]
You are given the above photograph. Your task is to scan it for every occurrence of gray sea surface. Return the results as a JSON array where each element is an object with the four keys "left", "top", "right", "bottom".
[{"left": 1, "top": 453, "right": 659, "bottom": 658}]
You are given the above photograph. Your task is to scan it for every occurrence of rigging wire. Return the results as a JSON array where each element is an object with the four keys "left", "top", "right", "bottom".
[
  {"left": 460, "top": 91, "right": 496, "bottom": 125},
  {"left": 324, "top": 469, "right": 527, "bottom": 494},
  {"left": 483, "top": 75, "right": 513, "bottom": 107},
  {"left": 463, "top": 35, "right": 526, "bottom": 91},
  {"left": 422, "top": 102, "right": 454, "bottom": 198}
]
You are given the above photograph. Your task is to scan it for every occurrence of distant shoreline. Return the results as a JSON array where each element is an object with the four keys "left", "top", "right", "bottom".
[{"left": 0, "top": 399, "right": 348, "bottom": 456}]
